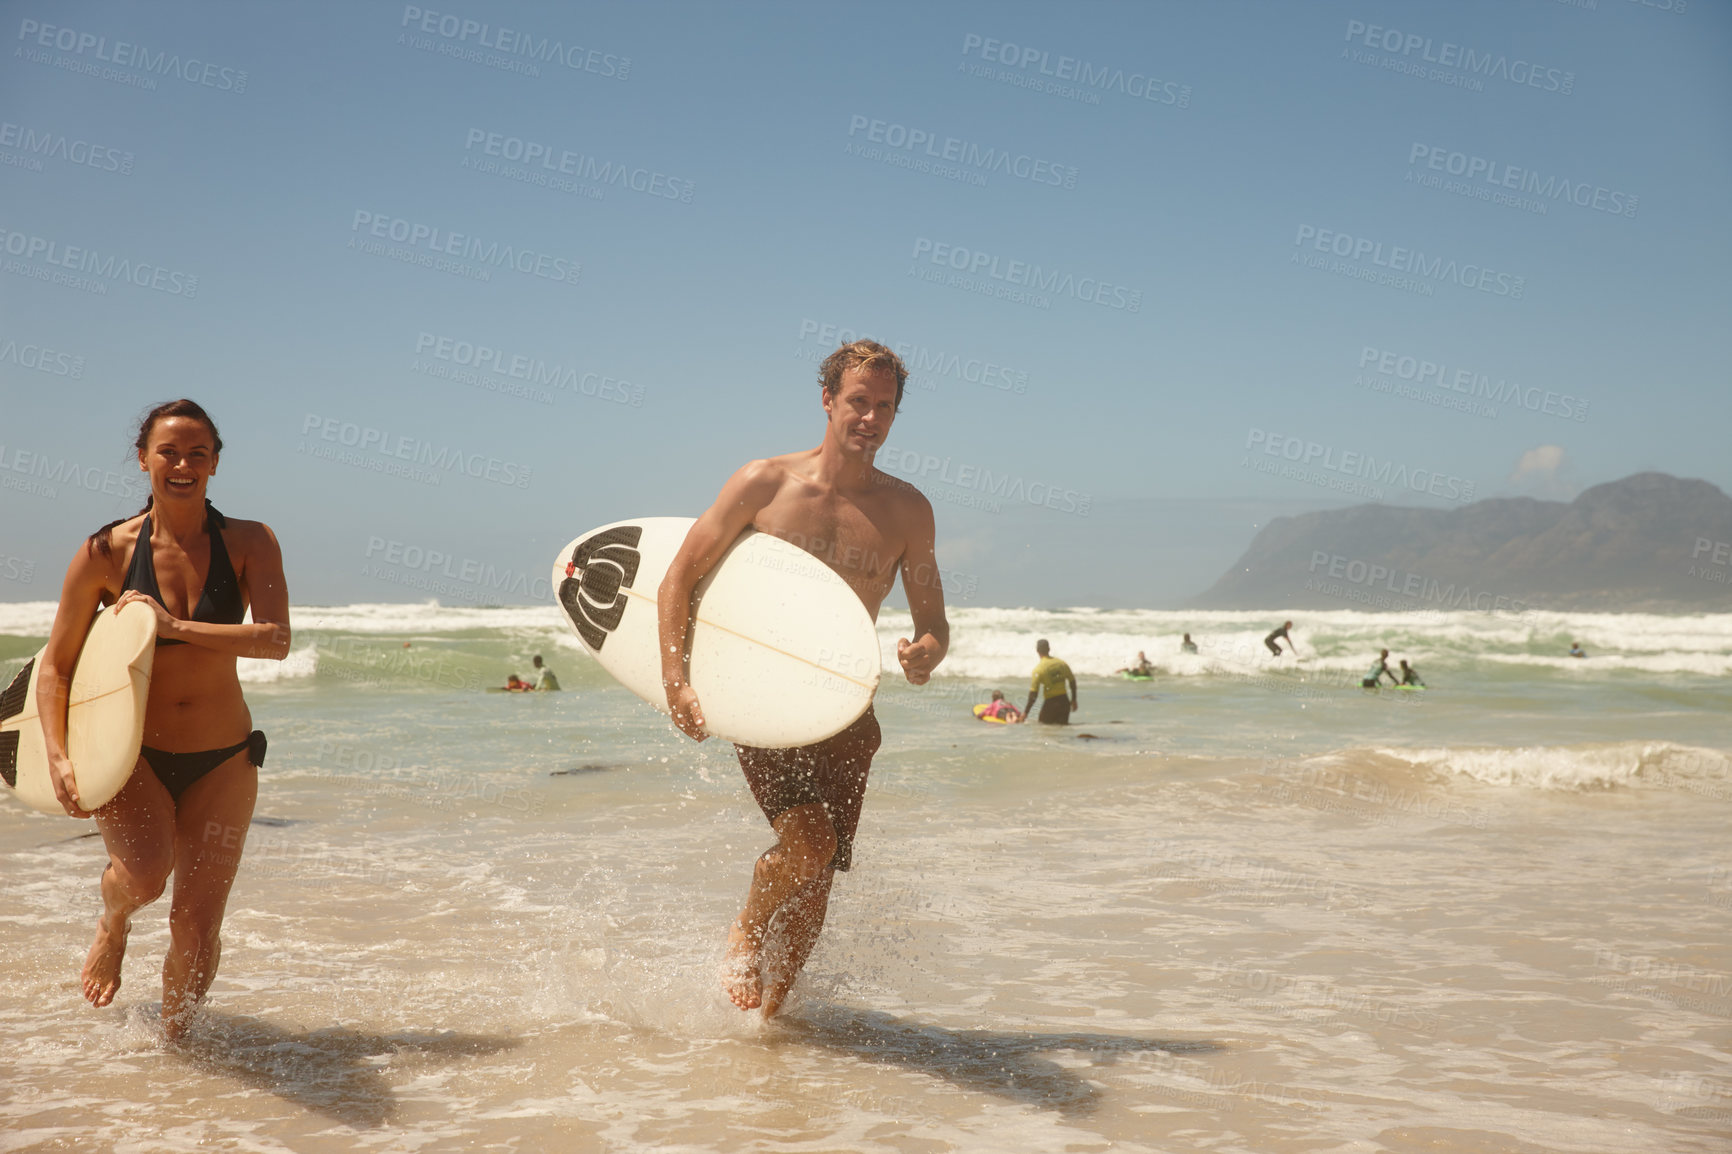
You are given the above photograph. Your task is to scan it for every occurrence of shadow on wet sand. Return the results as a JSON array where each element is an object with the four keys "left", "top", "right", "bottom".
[
  {"left": 171, "top": 1011, "right": 519, "bottom": 1128},
  {"left": 782, "top": 1006, "right": 1223, "bottom": 1114}
]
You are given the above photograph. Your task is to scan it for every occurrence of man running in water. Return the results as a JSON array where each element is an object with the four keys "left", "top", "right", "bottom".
[
  {"left": 1024, "top": 639, "right": 1078, "bottom": 724},
  {"left": 658, "top": 340, "right": 948, "bottom": 1018},
  {"left": 1265, "top": 621, "right": 1295, "bottom": 656},
  {"left": 1362, "top": 649, "right": 1397, "bottom": 689}
]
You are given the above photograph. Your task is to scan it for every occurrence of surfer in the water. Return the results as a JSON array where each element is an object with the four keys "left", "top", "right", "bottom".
[
  {"left": 38, "top": 400, "right": 289, "bottom": 1038},
  {"left": 1361, "top": 649, "right": 1397, "bottom": 689},
  {"left": 658, "top": 340, "right": 949, "bottom": 1017},
  {"left": 1265, "top": 621, "right": 1295, "bottom": 657}
]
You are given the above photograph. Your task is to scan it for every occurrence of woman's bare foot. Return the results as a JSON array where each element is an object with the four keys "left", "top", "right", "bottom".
[
  {"left": 719, "top": 921, "right": 763, "bottom": 1010},
  {"left": 80, "top": 913, "right": 128, "bottom": 1008}
]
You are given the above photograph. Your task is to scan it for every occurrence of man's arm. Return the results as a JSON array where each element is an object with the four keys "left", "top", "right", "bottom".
[
  {"left": 895, "top": 494, "right": 948, "bottom": 685},
  {"left": 658, "top": 461, "right": 780, "bottom": 739},
  {"left": 1067, "top": 668, "right": 1079, "bottom": 712}
]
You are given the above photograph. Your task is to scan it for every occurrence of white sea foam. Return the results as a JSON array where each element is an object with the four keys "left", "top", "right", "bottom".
[
  {"left": 1372, "top": 741, "right": 1732, "bottom": 791},
  {"left": 237, "top": 643, "right": 319, "bottom": 683},
  {"left": 875, "top": 607, "right": 1732, "bottom": 679},
  {"left": 4, "top": 601, "right": 1732, "bottom": 683}
]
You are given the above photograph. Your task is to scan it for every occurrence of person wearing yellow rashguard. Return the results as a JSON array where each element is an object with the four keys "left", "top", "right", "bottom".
[{"left": 1023, "top": 639, "right": 1078, "bottom": 725}]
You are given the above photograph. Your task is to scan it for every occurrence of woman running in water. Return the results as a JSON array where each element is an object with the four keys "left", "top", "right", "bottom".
[{"left": 38, "top": 400, "right": 289, "bottom": 1038}]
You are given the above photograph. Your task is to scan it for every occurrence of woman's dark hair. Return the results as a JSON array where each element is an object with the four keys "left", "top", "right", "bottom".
[{"left": 87, "top": 399, "right": 223, "bottom": 557}]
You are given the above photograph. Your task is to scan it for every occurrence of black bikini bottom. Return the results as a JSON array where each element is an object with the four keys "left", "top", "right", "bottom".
[{"left": 141, "top": 731, "right": 266, "bottom": 803}]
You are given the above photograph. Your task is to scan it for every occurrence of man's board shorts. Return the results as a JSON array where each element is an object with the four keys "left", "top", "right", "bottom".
[
  {"left": 1037, "top": 695, "right": 1071, "bottom": 725},
  {"left": 735, "top": 707, "right": 880, "bottom": 872}
]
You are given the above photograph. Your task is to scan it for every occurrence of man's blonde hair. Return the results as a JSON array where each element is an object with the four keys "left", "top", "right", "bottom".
[{"left": 819, "top": 339, "right": 908, "bottom": 410}]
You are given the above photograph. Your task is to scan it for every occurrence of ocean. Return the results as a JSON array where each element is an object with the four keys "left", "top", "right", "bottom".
[{"left": 3, "top": 602, "right": 1729, "bottom": 1152}]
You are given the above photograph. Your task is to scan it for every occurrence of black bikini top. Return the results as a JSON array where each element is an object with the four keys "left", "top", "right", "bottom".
[{"left": 121, "top": 500, "right": 244, "bottom": 646}]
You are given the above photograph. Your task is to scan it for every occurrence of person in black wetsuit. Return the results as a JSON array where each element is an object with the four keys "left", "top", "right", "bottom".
[
  {"left": 1265, "top": 621, "right": 1295, "bottom": 656},
  {"left": 1361, "top": 649, "right": 1397, "bottom": 689},
  {"left": 36, "top": 400, "right": 289, "bottom": 1038}
]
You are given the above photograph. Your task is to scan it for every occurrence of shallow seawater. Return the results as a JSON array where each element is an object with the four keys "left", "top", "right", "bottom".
[{"left": 2, "top": 605, "right": 1729, "bottom": 1151}]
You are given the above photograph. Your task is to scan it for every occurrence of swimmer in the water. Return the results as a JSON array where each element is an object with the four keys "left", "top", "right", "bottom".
[
  {"left": 1265, "top": 621, "right": 1295, "bottom": 656},
  {"left": 1180, "top": 633, "right": 1198, "bottom": 654},
  {"left": 1361, "top": 649, "right": 1397, "bottom": 689}
]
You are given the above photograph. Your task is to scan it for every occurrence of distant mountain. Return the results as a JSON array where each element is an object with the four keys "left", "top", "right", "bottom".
[{"left": 1190, "top": 473, "right": 1732, "bottom": 612}]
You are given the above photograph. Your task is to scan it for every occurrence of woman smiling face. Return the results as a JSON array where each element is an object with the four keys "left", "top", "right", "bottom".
[{"left": 139, "top": 414, "right": 219, "bottom": 506}]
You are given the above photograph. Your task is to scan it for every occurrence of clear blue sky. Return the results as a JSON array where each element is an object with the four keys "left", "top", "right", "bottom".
[{"left": 4, "top": 0, "right": 1728, "bottom": 608}]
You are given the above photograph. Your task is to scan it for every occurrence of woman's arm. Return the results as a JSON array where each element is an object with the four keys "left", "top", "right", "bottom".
[
  {"left": 37, "top": 541, "right": 117, "bottom": 816},
  {"left": 118, "top": 521, "right": 291, "bottom": 659}
]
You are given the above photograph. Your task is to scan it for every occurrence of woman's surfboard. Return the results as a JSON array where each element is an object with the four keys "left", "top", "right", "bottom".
[
  {"left": 1, "top": 601, "right": 156, "bottom": 815},
  {"left": 551, "top": 517, "right": 879, "bottom": 748}
]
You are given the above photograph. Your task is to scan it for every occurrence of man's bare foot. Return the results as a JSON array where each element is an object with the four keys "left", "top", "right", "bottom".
[
  {"left": 719, "top": 921, "right": 763, "bottom": 1010},
  {"left": 80, "top": 914, "right": 128, "bottom": 1008},
  {"left": 161, "top": 996, "right": 199, "bottom": 1041}
]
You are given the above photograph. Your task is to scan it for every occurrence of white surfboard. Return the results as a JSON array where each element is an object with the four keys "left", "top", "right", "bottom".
[
  {"left": 551, "top": 517, "right": 880, "bottom": 747},
  {"left": 1, "top": 601, "right": 156, "bottom": 815}
]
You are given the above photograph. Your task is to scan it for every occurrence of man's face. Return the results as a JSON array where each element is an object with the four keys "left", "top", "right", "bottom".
[{"left": 822, "top": 364, "right": 898, "bottom": 456}]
